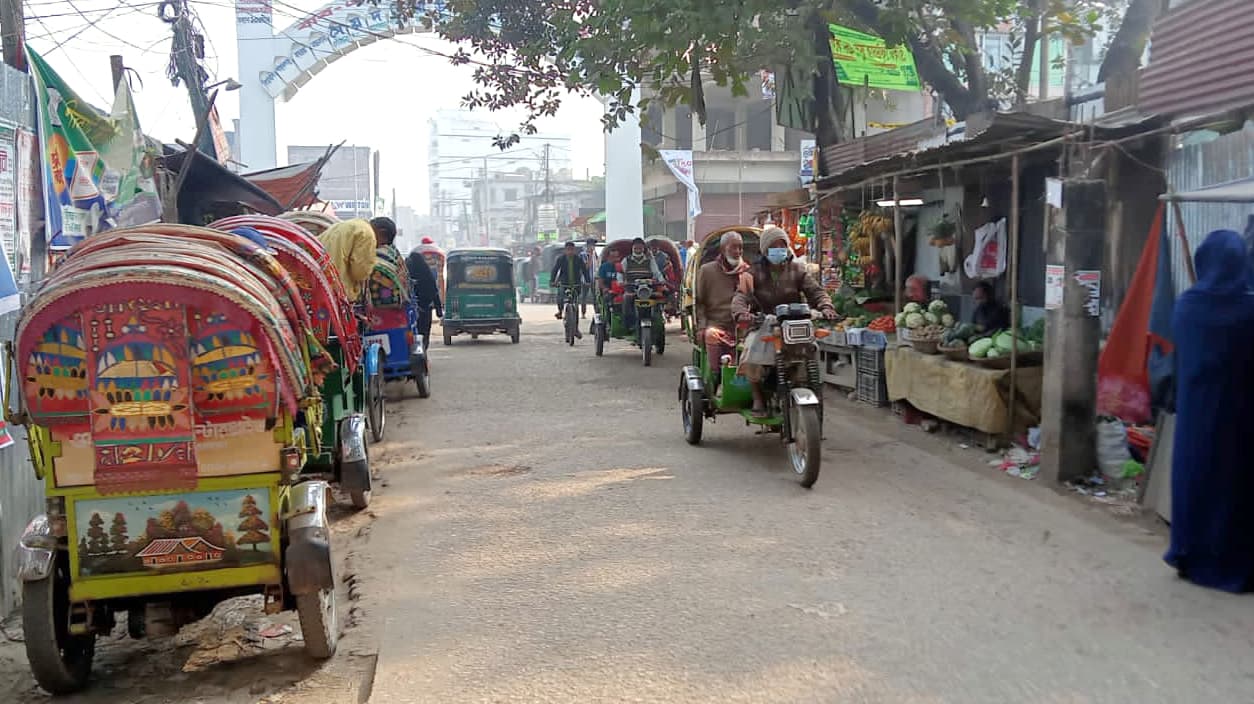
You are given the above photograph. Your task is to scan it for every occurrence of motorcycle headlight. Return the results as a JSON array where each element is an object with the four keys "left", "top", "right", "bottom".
[
  {"left": 636, "top": 285, "right": 653, "bottom": 299},
  {"left": 781, "top": 319, "right": 814, "bottom": 345}
]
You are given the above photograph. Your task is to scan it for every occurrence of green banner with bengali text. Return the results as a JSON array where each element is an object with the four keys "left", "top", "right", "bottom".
[{"left": 829, "top": 24, "right": 921, "bottom": 92}]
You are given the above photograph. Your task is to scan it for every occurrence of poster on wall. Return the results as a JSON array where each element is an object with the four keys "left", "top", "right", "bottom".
[
  {"left": 0, "top": 123, "right": 16, "bottom": 275},
  {"left": 1044, "top": 264, "right": 1064, "bottom": 310},
  {"left": 26, "top": 47, "right": 159, "bottom": 250},
  {"left": 15, "top": 127, "right": 39, "bottom": 281}
]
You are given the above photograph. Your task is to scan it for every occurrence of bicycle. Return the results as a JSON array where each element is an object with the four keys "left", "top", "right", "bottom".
[{"left": 559, "top": 284, "right": 584, "bottom": 346}]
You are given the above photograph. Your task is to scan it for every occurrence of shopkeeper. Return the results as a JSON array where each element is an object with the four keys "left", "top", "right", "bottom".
[
  {"left": 905, "top": 274, "right": 930, "bottom": 304},
  {"left": 971, "top": 281, "right": 1010, "bottom": 332}
]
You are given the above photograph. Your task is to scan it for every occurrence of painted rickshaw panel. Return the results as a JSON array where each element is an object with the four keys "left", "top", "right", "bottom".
[{"left": 60, "top": 474, "right": 284, "bottom": 601}]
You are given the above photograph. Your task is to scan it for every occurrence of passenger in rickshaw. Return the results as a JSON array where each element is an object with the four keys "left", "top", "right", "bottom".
[
  {"left": 696, "top": 230, "right": 751, "bottom": 388},
  {"left": 320, "top": 218, "right": 378, "bottom": 300},
  {"left": 550, "top": 240, "right": 591, "bottom": 333},
  {"left": 733, "top": 226, "right": 838, "bottom": 416},
  {"left": 616, "top": 237, "right": 666, "bottom": 328}
]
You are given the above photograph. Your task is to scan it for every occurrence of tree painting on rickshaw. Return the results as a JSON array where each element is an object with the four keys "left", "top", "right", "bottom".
[{"left": 74, "top": 489, "right": 275, "bottom": 577}]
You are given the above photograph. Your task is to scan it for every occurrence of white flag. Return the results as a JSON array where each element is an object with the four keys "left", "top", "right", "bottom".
[{"left": 659, "top": 149, "right": 702, "bottom": 218}]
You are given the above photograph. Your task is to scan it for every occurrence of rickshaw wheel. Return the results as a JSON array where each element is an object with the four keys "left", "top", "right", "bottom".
[
  {"left": 415, "top": 362, "right": 431, "bottom": 399},
  {"left": 681, "top": 382, "right": 704, "bottom": 445},
  {"left": 641, "top": 327, "right": 653, "bottom": 367},
  {"left": 23, "top": 558, "right": 96, "bottom": 695},
  {"left": 594, "top": 322, "right": 605, "bottom": 356},
  {"left": 296, "top": 584, "right": 339, "bottom": 659},
  {"left": 788, "top": 404, "right": 823, "bottom": 489}
]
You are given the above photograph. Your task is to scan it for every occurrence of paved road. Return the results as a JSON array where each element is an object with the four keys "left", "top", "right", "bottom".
[{"left": 363, "top": 304, "right": 1254, "bottom": 704}]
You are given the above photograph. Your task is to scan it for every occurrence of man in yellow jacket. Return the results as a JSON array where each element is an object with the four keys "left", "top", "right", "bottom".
[{"left": 319, "top": 218, "right": 378, "bottom": 300}]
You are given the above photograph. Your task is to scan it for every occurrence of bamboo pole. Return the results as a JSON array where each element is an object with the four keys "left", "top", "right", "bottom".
[
  {"left": 892, "top": 175, "right": 904, "bottom": 313},
  {"left": 1007, "top": 154, "right": 1021, "bottom": 439}
]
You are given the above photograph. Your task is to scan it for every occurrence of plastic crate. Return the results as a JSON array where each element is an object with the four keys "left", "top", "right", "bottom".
[
  {"left": 855, "top": 348, "right": 885, "bottom": 376},
  {"left": 856, "top": 369, "right": 889, "bottom": 406},
  {"left": 861, "top": 330, "right": 888, "bottom": 349}
]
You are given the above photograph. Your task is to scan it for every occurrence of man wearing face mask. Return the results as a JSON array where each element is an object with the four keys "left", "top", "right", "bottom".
[
  {"left": 733, "top": 226, "right": 837, "bottom": 416},
  {"left": 696, "top": 231, "right": 751, "bottom": 381},
  {"left": 618, "top": 237, "right": 665, "bottom": 330}
]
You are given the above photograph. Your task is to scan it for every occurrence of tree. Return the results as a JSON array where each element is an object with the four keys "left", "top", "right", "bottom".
[
  {"left": 236, "top": 494, "right": 270, "bottom": 552},
  {"left": 109, "top": 512, "right": 129, "bottom": 553},
  {"left": 85, "top": 513, "right": 107, "bottom": 555},
  {"left": 386, "top": 0, "right": 1125, "bottom": 149},
  {"left": 1097, "top": 0, "right": 1166, "bottom": 84}
]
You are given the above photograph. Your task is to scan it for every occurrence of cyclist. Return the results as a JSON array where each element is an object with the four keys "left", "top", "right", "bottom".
[{"left": 550, "top": 240, "right": 590, "bottom": 337}]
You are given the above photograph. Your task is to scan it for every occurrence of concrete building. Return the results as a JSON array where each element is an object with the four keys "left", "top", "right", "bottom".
[
  {"left": 288, "top": 145, "right": 374, "bottom": 220},
  {"left": 428, "top": 109, "right": 572, "bottom": 244}
]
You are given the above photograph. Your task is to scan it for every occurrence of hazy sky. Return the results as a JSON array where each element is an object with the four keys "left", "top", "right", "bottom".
[{"left": 23, "top": 0, "right": 608, "bottom": 212}]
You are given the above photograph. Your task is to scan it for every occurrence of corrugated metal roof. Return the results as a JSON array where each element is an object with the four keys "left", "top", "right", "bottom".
[
  {"left": 820, "top": 119, "right": 946, "bottom": 176},
  {"left": 816, "top": 111, "right": 1158, "bottom": 192},
  {"left": 1139, "top": 0, "right": 1254, "bottom": 118}
]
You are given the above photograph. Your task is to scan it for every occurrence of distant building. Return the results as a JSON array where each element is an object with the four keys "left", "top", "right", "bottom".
[
  {"left": 428, "top": 110, "right": 572, "bottom": 246},
  {"left": 287, "top": 145, "right": 374, "bottom": 221}
]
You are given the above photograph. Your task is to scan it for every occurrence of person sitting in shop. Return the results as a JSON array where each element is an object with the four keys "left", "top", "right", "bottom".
[
  {"left": 904, "top": 273, "right": 930, "bottom": 305},
  {"left": 970, "top": 281, "right": 1010, "bottom": 332}
]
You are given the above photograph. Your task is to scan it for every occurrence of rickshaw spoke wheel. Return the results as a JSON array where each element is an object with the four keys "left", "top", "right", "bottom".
[
  {"left": 367, "top": 366, "right": 386, "bottom": 443},
  {"left": 23, "top": 560, "right": 95, "bottom": 695}
]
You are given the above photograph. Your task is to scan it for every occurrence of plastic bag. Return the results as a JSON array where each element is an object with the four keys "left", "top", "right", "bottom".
[
  {"left": 964, "top": 218, "right": 1007, "bottom": 280},
  {"left": 1096, "top": 418, "right": 1131, "bottom": 481}
]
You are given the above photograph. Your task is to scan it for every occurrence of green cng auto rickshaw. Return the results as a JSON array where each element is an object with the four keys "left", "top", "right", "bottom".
[{"left": 442, "top": 248, "right": 522, "bottom": 344}]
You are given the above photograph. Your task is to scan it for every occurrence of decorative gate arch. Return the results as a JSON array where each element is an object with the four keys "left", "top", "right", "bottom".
[{"left": 234, "top": 0, "right": 448, "bottom": 168}]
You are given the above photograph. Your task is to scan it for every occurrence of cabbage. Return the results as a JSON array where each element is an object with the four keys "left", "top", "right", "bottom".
[
  {"left": 903, "top": 302, "right": 922, "bottom": 314},
  {"left": 895, "top": 312, "right": 908, "bottom": 327},
  {"left": 905, "top": 312, "right": 925, "bottom": 329},
  {"left": 969, "top": 337, "right": 994, "bottom": 358},
  {"left": 941, "top": 313, "right": 955, "bottom": 328},
  {"left": 928, "top": 299, "right": 948, "bottom": 315},
  {"left": 922, "top": 312, "right": 938, "bottom": 325}
]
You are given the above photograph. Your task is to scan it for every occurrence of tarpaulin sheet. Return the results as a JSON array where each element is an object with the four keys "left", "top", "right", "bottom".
[{"left": 885, "top": 346, "right": 1043, "bottom": 435}]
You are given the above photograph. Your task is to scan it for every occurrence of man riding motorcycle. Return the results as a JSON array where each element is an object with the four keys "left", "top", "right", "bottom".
[
  {"left": 616, "top": 237, "right": 665, "bottom": 330},
  {"left": 732, "top": 226, "right": 837, "bottom": 416}
]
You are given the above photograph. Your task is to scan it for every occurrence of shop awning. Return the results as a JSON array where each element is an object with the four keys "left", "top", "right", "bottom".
[
  {"left": 1160, "top": 177, "right": 1254, "bottom": 203},
  {"left": 162, "top": 145, "right": 282, "bottom": 220},
  {"left": 244, "top": 160, "right": 327, "bottom": 210}
]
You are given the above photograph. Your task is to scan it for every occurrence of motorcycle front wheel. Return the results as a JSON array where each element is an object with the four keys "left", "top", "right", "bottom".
[{"left": 788, "top": 404, "right": 822, "bottom": 488}]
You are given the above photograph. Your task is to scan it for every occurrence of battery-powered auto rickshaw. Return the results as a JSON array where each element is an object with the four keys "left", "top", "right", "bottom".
[
  {"left": 442, "top": 248, "right": 521, "bottom": 344},
  {"left": 678, "top": 226, "right": 826, "bottom": 488},
  {"left": 646, "top": 236, "right": 684, "bottom": 320},
  {"left": 535, "top": 243, "right": 563, "bottom": 305},
  {"left": 591, "top": 239, "right": 669, "bottom": 366},
  {"left": 9, "top": 225, "right": 346, "bottom": 694},
  {"left": 514, "top": 257, "right": 533, "bottom": 302},
  {"left": 213, "top": 215, "right": 384, "bottom": 508}
]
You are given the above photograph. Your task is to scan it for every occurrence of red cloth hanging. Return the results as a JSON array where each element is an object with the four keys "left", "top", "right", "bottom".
[{"left": 1096, "top": 204, "right": 1165, "bottom": 424}]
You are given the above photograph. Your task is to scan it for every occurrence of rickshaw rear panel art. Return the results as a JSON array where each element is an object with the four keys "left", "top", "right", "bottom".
[{"left": 71, "top": 486, "right": 278, "bottom": 579}]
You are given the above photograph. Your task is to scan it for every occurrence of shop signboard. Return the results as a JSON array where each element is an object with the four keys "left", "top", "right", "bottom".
[
  {"left": 537, "top": 203, "right": 558, "bottom": 234},
  {"left": 829, "top": 24, "right": 921, "bottom": 92}
]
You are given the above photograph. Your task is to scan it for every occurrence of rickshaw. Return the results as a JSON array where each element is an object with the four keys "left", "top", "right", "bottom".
[
  {"left": 414, "top": 242, "right": 446, "bottom": 302},
  {"left": 212, "top": 215, "right": 384, "bottom": 508},
  {"left": 514, "top": 257, "right": 533, "bottom": 302},
  {"left": 646, "top": 236, "right": 684, "bottom": 320},
  {"left": 9, "top": 225, "right": 344, "bottom": 694},
  {"left": 591, "top": 239, "right": 669, "bottom": 366},
  {"left": 362, "top": 244, "right": 430, "bottom": 403},
  {"left": 678, "top": 225, "right": 825, "bottom": 488},
  {"left": 279, "top": 209, "right": 338, "bottom": 237},
  {"left": 442, "top": 248, "right": 521, "bottom": 344},
  {"left": 535, "top": 243, "right": 563, "bottom": 305}
]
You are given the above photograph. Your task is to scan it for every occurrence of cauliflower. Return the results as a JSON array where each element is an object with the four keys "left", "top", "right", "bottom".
[
  {"left": 928, "top": 299, "right": 948, "bottom": 315},
  {"left": 941, "top": 313, "right": 955, "bottom": 328},
  {"left": 905, "top": 312, "right": 925, "bottom": 329},
  {"left": 903, "top": 302, "right": 922, "bottom": 315},
  {"left": 923, "top": 312, "right": 939, "bottom": 325},
  {"left": 895, "top": 312, "right": 908, "bottom": 328}
]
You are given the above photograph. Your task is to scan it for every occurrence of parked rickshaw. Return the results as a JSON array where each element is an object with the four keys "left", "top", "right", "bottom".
[
  {"left": 535, "top": 243, "right": 563, "bottom": 305},
  {"left": 443, "top": 248, "right": 521, "bottom": 344},
  {"left": 514, "top": 257, "right": 533, "bottom": 301},
  {"left": 279, "top": 209, "right": 338, "bottom": 237},
  {"left": 678, "top": 225, "right": 825, "bottom": 488},
  {"left": 213, "top": 215, "right": 384, "bottom": 507},
  {"left": 592, "top": 239, "right": 669, "bottom": 366},
  {"left": 9, "top": 225, "right": 347, "bottom": 694},
  {"left": 414, "top": 241, "right": 446, "bottom": 302},
  {"left": 646, "top": 236, "right": 684, "bottom": 320},
  {"left": 363, "top": 243, "right": 431, "bottom": 402}
]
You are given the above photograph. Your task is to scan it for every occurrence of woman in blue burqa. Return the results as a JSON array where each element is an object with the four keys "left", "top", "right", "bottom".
[{"left": 1164, "top": 229, "right": 1254, "bottom": 592}]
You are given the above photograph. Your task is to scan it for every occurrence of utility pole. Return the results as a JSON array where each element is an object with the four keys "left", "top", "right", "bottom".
[
  {"left": 542, "top": 143, "right": 552, "bottom": 203},
  {"left": 160, "top": 0, "right": 215, "bottom": 157},
  {"left": 481, "top": 156, "right": 491, "bottom": 246},
  {"left": 110, "top": 55, "right": 125, "bottom": 92},
  {"left": 1, "top": 0, "right": 26, "bottom": 71}
]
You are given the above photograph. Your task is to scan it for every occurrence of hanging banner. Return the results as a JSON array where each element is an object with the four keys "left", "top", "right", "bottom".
[
  {"left": 15, "top": 127, "right": 39, "bottom": 281},
  {"left": 800, "top": 139, "right": 817, "bottom": 185},
  {"left": 27, "top": 48, "right": 159, "bottom": 250},
  {"left": 829, "top": 24, "right": 922, "bottom": 92},
  {"left": 0, "top": 124, "right": 16, "bottom": 276},
  {"left": 658, "top": 149, "right": 701, "bottom": 218}
]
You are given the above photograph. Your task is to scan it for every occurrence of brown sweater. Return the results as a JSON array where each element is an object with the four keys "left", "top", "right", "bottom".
[
  {"left": 732, "top": 261, "right": 834, "bottom": 317},
  {"left": 696, "top": 258, "right": 750, "bottom": 331}
]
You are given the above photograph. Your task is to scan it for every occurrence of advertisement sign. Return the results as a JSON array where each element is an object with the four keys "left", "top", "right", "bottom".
[
  {"left": 1075, "top": 270, "right": 1101, "bottom": 317},
  {"left": 1045, "top": 264, "right": 1064, "bottom": 310},
  {"left": 0, "top": 125, "right": 16, "bottom": 275},
  {"left": 800, "top": 139, "right": 817, "bottom": 185},
  {"left": 829, "top": 24, "right": 921, "bottom": 92},
  {"left": 27, "top": 48, "right": 159, "bottom": 250},
  {"left": 537, "top": 203, "right": 558, "bottom": 233},
  {"left": 658, "top": 149, "right": 702, "bottom": 218}
]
